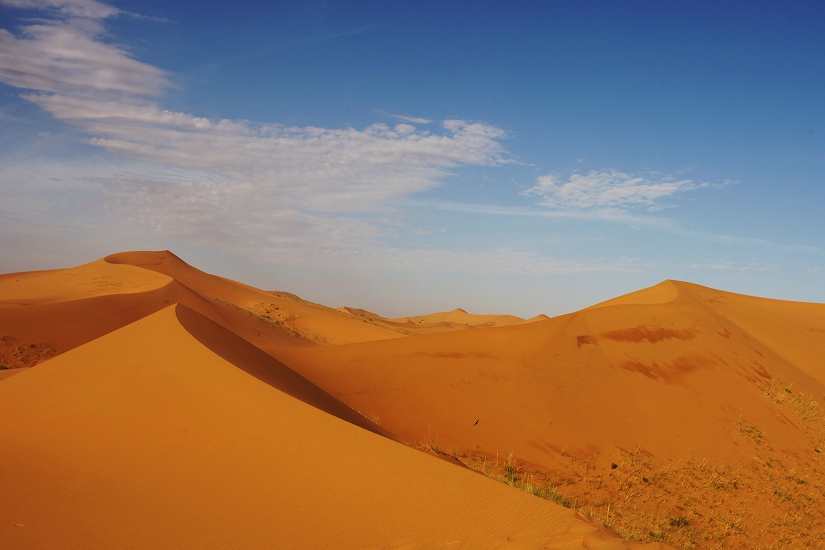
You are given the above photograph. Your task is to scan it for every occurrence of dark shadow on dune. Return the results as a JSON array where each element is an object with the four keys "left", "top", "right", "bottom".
[{"left": 174, "top": 304, "right": 396, "bottom": 440}]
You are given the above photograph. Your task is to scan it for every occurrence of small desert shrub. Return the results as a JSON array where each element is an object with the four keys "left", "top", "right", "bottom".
[{"left": 669, "top": 515, "right": 689, "bottom": 527}]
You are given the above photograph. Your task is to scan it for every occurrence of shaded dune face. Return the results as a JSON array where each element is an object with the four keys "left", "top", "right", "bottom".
[
  {"left": 0, "top": 250, "right": 413, "bottom": 373},
  {"left": 106, "top": 251, "right": 407, "bottom": 345},
  {"left": 0, "top": 304, "right": 667, "bottom": 549}
]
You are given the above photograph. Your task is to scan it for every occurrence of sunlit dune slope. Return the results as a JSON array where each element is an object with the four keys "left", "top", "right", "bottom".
[
  {"left": 0, "top": 258, "right": 308, "bottom": 369},
  {"left": 106, "top": 251, "right": 405, "bottom": 345},
  {"left": 339, "top": 306, "right": 544, "bottom": 335},
  {"left": 677, "top": 281, "right": 825, "bottom": 383},
  {"left": 0, "top": 260, "right": 171, "bottom": 305},
  {"left": 278, "top": 280, "right": 825, "bottom": 471},
  {"left": 0, "top": 251, "right": 408, "bottom": 370},
  {"left": 0, "top": 305, "right": 665, "bottom": 549}
]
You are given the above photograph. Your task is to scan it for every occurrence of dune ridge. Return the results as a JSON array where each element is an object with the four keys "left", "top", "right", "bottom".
[
  {"left": 8, "top": 250, "right": 823, "bottom": 548},
  {"left": 0, "top": 303, "right": 664, "bottom": 549},
  {"left": 277, "top": 279, "right": 825, "bottom": 548}
]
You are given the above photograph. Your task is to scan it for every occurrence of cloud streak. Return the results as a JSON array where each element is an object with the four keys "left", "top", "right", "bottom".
[
  {"left": 0, "top": 19, "right": 168, "bottom": 97},
  {"left": 25, "top": 93, "right": 508, "bottom": 211},
  {"left": 0, "top": 0, "right": 532, "bottom": 274},
  {"left": 523, "top": 170, "right": 705, "bottom": 210},
  {"left": 0, "top": 0, "right": 118, "bottom": 19}
]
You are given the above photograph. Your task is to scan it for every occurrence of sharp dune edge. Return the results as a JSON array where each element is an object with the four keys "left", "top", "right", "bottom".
[{"left": 2, "top": 251, "right": 824, "bottom": 548}]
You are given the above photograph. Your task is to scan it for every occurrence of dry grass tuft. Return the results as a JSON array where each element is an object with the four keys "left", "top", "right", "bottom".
[{"left": 405, "top": 374, "right": 825, "bottom": 549}]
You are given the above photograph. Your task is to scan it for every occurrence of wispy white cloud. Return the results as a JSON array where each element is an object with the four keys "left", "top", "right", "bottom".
[
  {"left": 0, "top": 0, "right": 118, "bottom": 19},
  {"left": 0, "top": 19, "right": 168, "bottom": 97},
  {"left": 689, "top": 259, "right": 779, "bottom": 272},
  {"left": 407, "top": 199, "right": 681, "bottom": 229},
  {"left": 391, "top": 114, "right": 433, "bottom": 124},
  {"left": 0, "top": 0, "right": 531, "bottom": 275},
  {"left": 373, "top": 110, "right": 433, "bottom": 124},
  {"left": 523, "top": 170, "right": 705, "bottom": 210},
  {"left": 25, "top": 93, "right": 507, "bottom": 211}
]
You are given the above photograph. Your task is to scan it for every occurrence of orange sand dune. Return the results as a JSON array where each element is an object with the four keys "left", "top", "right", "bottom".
[
  {"left": 280, "top": 280, "right": 825, "bottom": 467},
  {"left": 0, "top": 263, "right": 308, "bottom": 368},
  {"left": 339, "top": 305, "right": 542, "bottom": 335},
  {"left": 277, "top": 280, "right": 825, "bottom": 546},
  {"left": 106, "top": 251, "right": 405, "bottom": 345},
  {"left": 0, "top": 305, "right": 663, "bottom": 549},
  {"left": 394, "top": 307, "right": 526, "bottom": 327},
  {"left": 0, "top": 251, "right": 410, "bottom": 370},
  {"left": 0, "top": 259, "right": 170, "bottom": 306},
  {"left": 678, "top": 281, "right": 825, "bottom": 383}
]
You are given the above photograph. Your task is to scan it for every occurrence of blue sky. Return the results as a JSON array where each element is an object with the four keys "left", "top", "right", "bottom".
[{"left": 1, "top": 0, "right": 823, "bottom": 317}]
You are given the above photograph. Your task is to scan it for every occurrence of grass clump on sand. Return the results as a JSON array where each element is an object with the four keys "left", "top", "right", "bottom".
[{"left": 420, "top": 438, "right": 825, "bottom": 550}]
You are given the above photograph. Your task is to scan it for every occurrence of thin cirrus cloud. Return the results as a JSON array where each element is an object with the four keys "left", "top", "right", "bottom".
[
  {"left": 523, "top": 170, "right": 707, "bottom": 210},
  {"left": 0, "top": 0, "right": 118, "bottom": 18},
  {"left": 392, "top": 114, "right": 434, "bottom": 124},
  {"left": 26, "top": 93, "right": 508, "bottom": 211},
  {"left": 4, "top": 0, "right": 613, "bottom": 277},
  {"left": 0, "top": 17, "right": 168, "bottom": 98}
]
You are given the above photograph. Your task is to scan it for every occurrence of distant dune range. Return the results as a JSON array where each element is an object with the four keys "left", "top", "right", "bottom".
[
  {"left": 0, "top": 251, "right": 668, "bottom": 549},
  {"left": 2, "top": 251, "right": 824, "bottom": 548}
]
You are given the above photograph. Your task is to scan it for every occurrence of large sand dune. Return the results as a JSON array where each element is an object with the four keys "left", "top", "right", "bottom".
[
  {"left": 6, "top": 250, "right": 823, "bottom": 548},
  {"left": 277, "top": 280, "right": 825, "bottom": 547},
  {"left": 0, "top": 251, "right": 412, "bottom": 371},
  {"left": 0, "top": 303, "right": 662, "bottom": 549}
]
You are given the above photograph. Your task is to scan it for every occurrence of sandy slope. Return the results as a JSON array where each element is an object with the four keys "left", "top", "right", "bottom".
[
  {"left": 0, "top": 251, "right": 532, "bottom": 370},
  {"left": 277, "top": 280, "right": 825, "bottom": 546},
  {"left": 339, "top": 306, "right": 546, "bottom": 335},
  {"left": 0, "top": 251, "right": 412, "bottom": 371},
  {"left": 106, "top": 251, "right": 405, "bottom": 345},
  {"left": 0, "top": 260, "right": 170, "bottom": 305},
  {"left": 278, "top": 279, "right": 825, "bottom": 471},
  {"left": 0, "top": 305, "right": 663, "bottom": 549}
]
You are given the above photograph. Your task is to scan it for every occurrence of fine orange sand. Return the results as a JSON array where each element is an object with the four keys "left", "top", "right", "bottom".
[
  {"left": 277, "top": 280, "right": 825, "bottom": 547},
  {"left": 0, "top": 251, "right": 409, "bottom": 374},
  {"left": 338, "top": 306, "right": 548, "bottom": 336},
  {"left": 5, "top": 251, "right": 823, "bottom": 548},
  {"left": 279, "top": 279, "right": 825, "bottom": 468},
  {"left": 0, "top": 304, "right": 662, "bottom": 549},
  {"left": 0, "top": 252, "right": 670, "bottom": 549}
]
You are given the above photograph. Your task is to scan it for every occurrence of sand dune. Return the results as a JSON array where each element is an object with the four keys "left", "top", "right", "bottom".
[
  {"left": 339, "top": 305, "right": 542, "bottom": 335},
  {"left": 279, "top": 279, "right": 825, "bottom": 465},
  {"left": 9, "top": 250, "right": 822, "bottom": 547},
  {"left": 106, "top": 251, "right": 405, "bottom": 345},
  {"left": 278, "top": 280, "right": 825, "bottom": 547},
  {"left": 0, "top": 304, "right": 662, "bottom": 549},
  {"left": 0, "top": 251, "right": 410, "bottom": 372}
]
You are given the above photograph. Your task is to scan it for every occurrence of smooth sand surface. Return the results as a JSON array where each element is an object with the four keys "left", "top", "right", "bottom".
[
  {"left": 0, "top": 251, "right": 409, "bottom": 372},
  {"left": 0, "top": 305, "right": 664, "bottom": 549},
  {"left": 106, "top": 251, "right": 405, "bottom": 345},
  {"left": 678, "top": 281, "right": 825, "bottom": 382},
  {"left": 0, "top": 260, "right": 170, "bottom": 306},
  {"left": 278, "top": 280, "right": 825, "bottom": 471},
  {"left": 340, "top": 306, "right": 537, "bottom": 336},
  {"left": 585, "top": 280, "right": 680, "bottom": 310}
]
